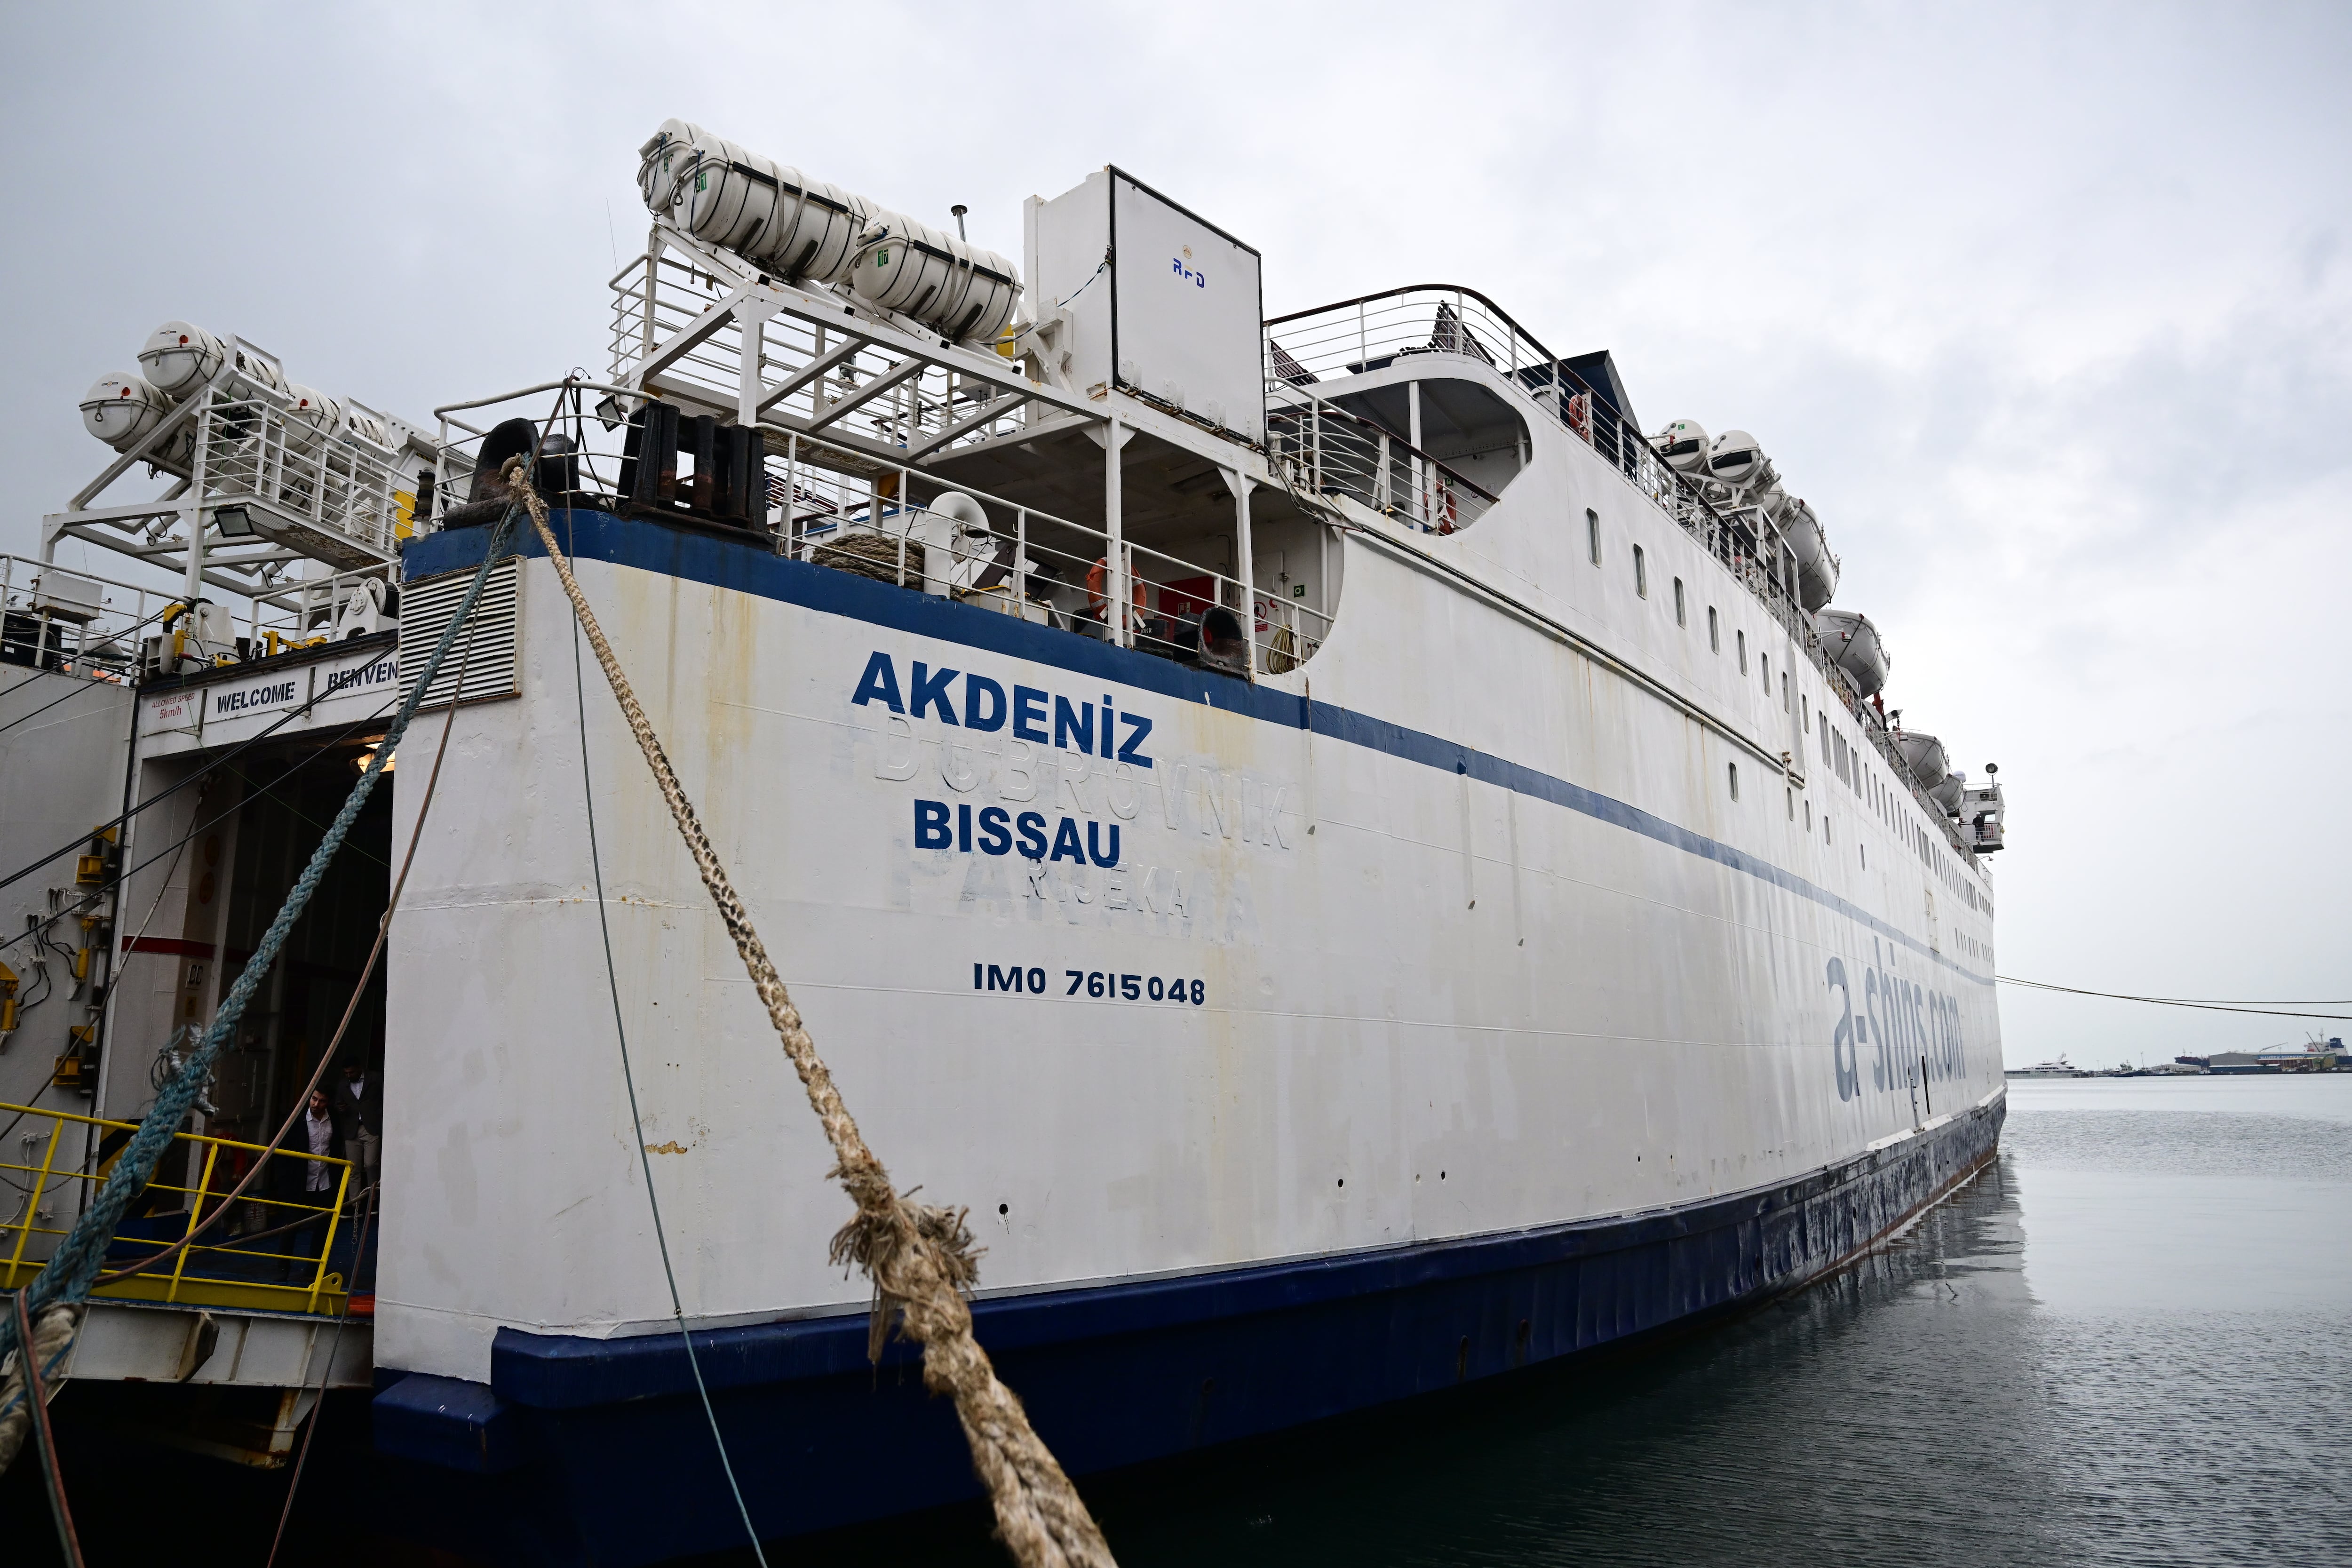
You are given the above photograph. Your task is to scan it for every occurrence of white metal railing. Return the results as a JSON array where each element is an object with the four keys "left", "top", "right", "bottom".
[
  {"left": 607, "top": 241, "right": 1045, "bottom": 464},
  {"left": 0, "top": 554, "right": 178, "bottom": 680},
  {"left": 1, "top": 552, "right": 403, "bottom": 683},
  {"left": 1265, "top": 285, "right": 1975, "bottom": 856},
  {"left": 45, "top": 351, "right": 423, "bottom": 677},
  {"left": 188, "top": 393, "right": 409, "bottom": 559},
  {"left": 424, "top": 386, "right": 1329, "bottom": 678},
  {"left": 1262, "top": 388, "right": 1498, "bottom": 535}
]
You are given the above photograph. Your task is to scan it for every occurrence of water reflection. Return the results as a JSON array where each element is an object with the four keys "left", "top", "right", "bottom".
[{"left": 788, "top": 1078, "right": 2352, "bottom": 1568}]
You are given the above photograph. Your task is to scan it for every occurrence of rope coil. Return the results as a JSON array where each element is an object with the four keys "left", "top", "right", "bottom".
[{"left": 505, "top": 459, "right": 1115, "bottom": 1568}]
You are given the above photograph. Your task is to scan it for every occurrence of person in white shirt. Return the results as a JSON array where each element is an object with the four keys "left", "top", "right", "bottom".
[{"left": 276, "top": 1087, "right": 342, "bottom": 1281}]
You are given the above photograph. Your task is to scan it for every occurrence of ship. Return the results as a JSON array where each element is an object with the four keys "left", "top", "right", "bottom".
[
  {"left": 2009, "top": 1057, "right": 2090, "bottom": 1078},
  {"left": 1, "top": 122, "right": 2010, "bottom": 1563}
]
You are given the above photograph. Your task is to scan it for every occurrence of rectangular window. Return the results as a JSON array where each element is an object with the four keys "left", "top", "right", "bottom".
[
  {"left": 1728, "top": 762, "right": 1740, "bottom": 801},
  {"left": 1820, "top": 725, "right": 1831, "bottom": 766},
  {"left": 1708, "top": 607, "right": 1719, "bottom": 652},
  {"left": 1587, "top": 509, "right": 1601, "bottom": 565},
  {"left": 1781, "top": 671, "right": 1790, "bottom": 711},
  {"left": 1634, "top": 544, "right": 1648, "bottom": 598},
  {"left": 1786, "top": 788, "right": 1794, "bottom": 821},
  {"left": 1737, "top": 630, "right": 1748, "bottom": 674},
  {"left": 1825, "top": 815, "right": 1832, "bottom": 844},
  {"left": 1803, "top": 694, "right": 1810, "bottom": 732},
  {"left": 1805, "top": 799, "right": 1812, "bottom": 832},
  {"left": 1674, "top": 578, "right": 1687, "bottom": 626},
  {"left": 1761, "top": 651, "right": 1770, "bottom": 692}
]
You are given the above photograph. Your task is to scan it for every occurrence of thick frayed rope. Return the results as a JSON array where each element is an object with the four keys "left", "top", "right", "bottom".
[
  {"left": 0, "top": 1302, "right": 79, "bottom": 1476},
  {"left": 507, "top": 461, "right": 1115, "bottom": 1568}
]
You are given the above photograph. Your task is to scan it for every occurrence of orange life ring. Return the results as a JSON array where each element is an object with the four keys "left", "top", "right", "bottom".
[{"left": 1086, "top": 557, "right": 1148, "bottom": 620}]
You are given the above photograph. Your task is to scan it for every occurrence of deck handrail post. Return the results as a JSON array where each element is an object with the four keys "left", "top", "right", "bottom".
[
  {"left": 166, "top": 1141, "right": 219, "bottom": 1305},
  {"left": 5, "top": 1114, "right": 66, "bottom": 1282},
  {"left": 308, "top": 1163, "right": 352, "bottom": 1314}
]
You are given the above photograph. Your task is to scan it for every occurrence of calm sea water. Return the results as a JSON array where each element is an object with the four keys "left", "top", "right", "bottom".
[{"left": 794, "top": 1075, "right": 2352, "bottom": 1568}]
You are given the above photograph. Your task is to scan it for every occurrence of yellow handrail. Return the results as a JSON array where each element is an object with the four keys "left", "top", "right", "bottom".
[{"left": 0, "top": 1099, "right": 358, "bottom": 1317}]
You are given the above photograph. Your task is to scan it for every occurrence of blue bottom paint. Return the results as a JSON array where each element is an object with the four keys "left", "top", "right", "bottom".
[{"left": 373, "top": 1100, "right": 2003, "bottom": 1565}]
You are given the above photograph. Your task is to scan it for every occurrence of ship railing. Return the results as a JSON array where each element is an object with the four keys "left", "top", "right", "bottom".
[
  {"left": 1265, "top": 288, "right": 1977, "bottom": 830},
  {"left": 606, "top": 241, "right": 1042, "bottom": 467},
  {"left": 187, "top": 391, "right": 411, "bottom": 559},
  {"left": 1261, "top": 385, "right": 1498, "bottom": 536},
  {"left": 426, "top": 387, "right": 1329, "bottom": 678},
  {"left": 2, "top": 552, "right": 183, "bottom": 681},
  {"left": 0, "top": 1100, "right": 359, "bottom": 1317},
  {"left": 48, "top": 355, "right": 421, "bottom": 622},
  {"left": 0, "top": 553, "right": 398, "bottom": 682}
]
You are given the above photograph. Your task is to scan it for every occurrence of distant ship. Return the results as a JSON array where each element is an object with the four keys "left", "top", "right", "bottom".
[{"left": 2009, "top": 1057, "right": 2089, "bottom": 1078}]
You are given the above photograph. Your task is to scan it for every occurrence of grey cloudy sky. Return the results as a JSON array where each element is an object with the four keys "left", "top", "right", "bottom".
[{"left": 4, "top": 2, "right": 2345, "bottom": 1066}]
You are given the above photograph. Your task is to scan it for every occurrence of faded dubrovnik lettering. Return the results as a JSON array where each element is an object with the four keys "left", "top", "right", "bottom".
[
  {"left": 853, "top": 648, "right": 1291, "bottom": 949},
  {"left": 1826, "top": 939, "right": 1965, "bottom": 1103}
]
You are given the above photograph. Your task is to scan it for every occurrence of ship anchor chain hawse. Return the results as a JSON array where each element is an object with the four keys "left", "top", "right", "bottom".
[{"left": 0, "top": 116, "right": 2010, "bottom": 1564}]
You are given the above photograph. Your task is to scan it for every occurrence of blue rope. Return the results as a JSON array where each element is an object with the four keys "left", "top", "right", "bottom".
[{"left": 0, "top": 504, "right": 522, "bottom": 1365}]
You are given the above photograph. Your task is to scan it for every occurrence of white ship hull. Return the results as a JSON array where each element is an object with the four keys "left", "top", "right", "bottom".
[{"left": 372, "top": 389, "right": 2003, "bottom": 1554}]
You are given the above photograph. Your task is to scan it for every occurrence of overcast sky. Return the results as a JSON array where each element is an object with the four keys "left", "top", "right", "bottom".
[{"left": 5, "top": 2, "right": 2345, "bottom": 1067}]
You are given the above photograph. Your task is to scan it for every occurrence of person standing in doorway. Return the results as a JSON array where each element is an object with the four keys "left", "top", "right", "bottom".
[
  {"left": 276, "top": 1087, "right": 342, "bottom": 1281},
  {"left": 336, "top": 1058, "right": 383, "bottom": 1206}
]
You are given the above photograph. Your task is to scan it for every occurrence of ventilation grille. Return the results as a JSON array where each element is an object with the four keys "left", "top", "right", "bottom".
[{"left": 398, "top": 556, "right": 521, "bottom": 710}]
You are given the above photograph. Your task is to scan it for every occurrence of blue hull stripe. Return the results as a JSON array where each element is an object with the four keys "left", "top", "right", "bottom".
[
  {"left": 373, "top": 1100, "right": 2004, "bottom": 1564},
  {"left": 406, "top": 512, "right": 1985, "bottom": 996}
]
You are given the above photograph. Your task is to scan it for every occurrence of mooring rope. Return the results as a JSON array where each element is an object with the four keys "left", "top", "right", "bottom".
[{"left": 506, "top": 458, "right": 1116, "bottom": 1568}]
